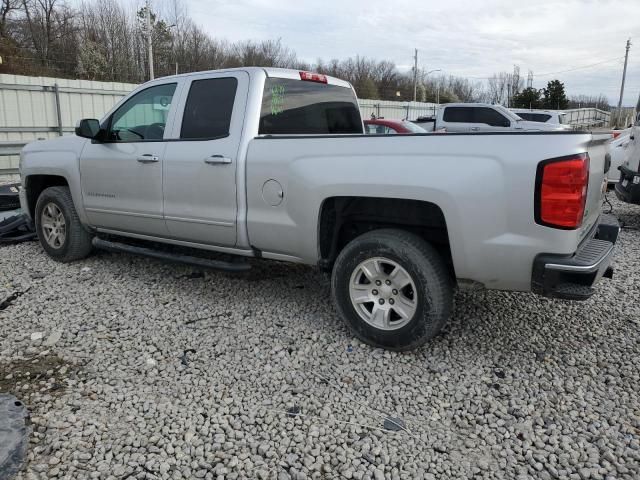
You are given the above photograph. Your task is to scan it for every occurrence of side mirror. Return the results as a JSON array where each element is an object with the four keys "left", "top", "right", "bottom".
[{"left": 75, "top": 118, "right": 100, "bottom": 139}]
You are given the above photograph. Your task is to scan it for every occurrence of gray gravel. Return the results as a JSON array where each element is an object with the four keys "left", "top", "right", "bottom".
[{"left": 1, "top": 197, "right": 639, "bottom": 480}]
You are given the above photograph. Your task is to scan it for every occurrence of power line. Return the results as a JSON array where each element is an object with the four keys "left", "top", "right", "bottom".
[
  {"left": 446, "top": 56, "right": 625, "bottom": 80},
  {"left": 534, "top": 57, "right": 624, "bottom": 76}
]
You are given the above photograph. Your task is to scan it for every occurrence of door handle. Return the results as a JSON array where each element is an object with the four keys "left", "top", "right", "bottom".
[
  {"left": 204, "top": 155, "right": 232, "bottom": 165},
  {"left": 137, "top": 154, "right": 159, "bottom": 163},
  {"left": 470, "top": 127, "right": 480, "bottom": 131}
]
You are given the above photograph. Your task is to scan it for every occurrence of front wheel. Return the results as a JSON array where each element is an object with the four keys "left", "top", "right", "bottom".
[
  {"left": 35, "top": 186, "right": 93, "bottom": 262},
  {"left": 331, "top": 229, "right": 453, "bottom": 351}
]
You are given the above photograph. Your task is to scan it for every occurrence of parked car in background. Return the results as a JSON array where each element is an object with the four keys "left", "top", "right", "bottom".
[
  {"left": 20, "top": 67, "right": 618, "bottom": 351},
  {"left": 608, "top": 128, "right": 633, "bottom": 184},
  {"left": 511, "top": 109, "right": 571, "bottom": 128},
  {"left": 616, "top": 114, "right": 640, "bottom": 204},
  {"left": 364, "top": 118, "right": 427, "bottom": 134},
  {"left": 416, "top": 103, "right": 568, "bottom": 133}
]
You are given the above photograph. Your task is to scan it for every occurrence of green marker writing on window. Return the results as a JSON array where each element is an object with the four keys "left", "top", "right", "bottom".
[{"left": 271, "top": 85, "right": 285, "bottom": 116}]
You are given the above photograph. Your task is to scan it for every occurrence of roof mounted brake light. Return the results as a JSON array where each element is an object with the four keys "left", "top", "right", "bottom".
[{"left": 299, "top": 71, "right": 328, "bottom": 84}]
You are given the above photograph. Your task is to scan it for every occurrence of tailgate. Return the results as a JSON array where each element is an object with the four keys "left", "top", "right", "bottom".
[{"left": 581, "top": 133, "right": 611, "bottom": 238}]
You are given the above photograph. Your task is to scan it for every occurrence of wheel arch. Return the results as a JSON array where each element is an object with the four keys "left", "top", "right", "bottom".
[
  {"left": 318, "top": 196, "right": 455, "bottom": 279},
  {"left": 24, "top": 174, "right": 70, "bottom": 220}
]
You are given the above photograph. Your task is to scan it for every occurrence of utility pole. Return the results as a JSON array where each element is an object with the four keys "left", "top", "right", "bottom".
[
  {"left": 412, "top": 48, "right": 418, "bottom": 102},
  {"left": 146, "top": 0, "right": 154, "bottom": 80},
  {"left": 616, "top": 38, "right": 631, "bottom": 126}
]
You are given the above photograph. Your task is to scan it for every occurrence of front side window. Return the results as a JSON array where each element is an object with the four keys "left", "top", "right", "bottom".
[
  {"left": 475, "top": 108, "right": 509, "bottom": 127},
  {"left": 181, "top": 78, "right": 238, "bottom": 139},
  {"left": 109, "top": 83, "right": 176, "bottom": 141},
  {"left": 259, "top": 78, "right": 362, "bottom": 134}
]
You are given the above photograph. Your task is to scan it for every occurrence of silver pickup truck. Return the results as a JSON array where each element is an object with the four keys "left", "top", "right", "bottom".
[{"left": 19, "top": 67, "right": 619, "bottom": 351}]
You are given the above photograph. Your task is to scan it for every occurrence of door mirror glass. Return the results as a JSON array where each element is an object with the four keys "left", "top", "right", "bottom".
[{"left": 75, "top": 118, "right": 100, "bottom": 139}]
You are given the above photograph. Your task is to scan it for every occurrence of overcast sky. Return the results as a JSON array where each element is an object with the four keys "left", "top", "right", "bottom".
[{"left": 183, "top": 0, "right": 640, "bottom": 106}]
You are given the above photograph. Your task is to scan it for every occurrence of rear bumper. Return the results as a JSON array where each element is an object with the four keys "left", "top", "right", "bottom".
[
  {"left": 531, "top": 214, "right": 620, "bottom": 300},
  {"left": 614, "top": 165, "right": 640, "bottom": 205}
]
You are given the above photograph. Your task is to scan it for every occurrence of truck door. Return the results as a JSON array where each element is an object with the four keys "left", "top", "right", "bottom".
[
  {"left": 439, "top": 106, "right": 475, "bottom": 132},
  {"left": 79, "top": 82, "right": 180, "bottom": 236},
  {"left": 473, "top": 107, "right": 512, "bottom": 132},
  {"left": 162, "top": 71, "right": 249, "bottom": 247}
]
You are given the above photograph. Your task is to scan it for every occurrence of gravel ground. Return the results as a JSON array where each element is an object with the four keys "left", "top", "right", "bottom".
[{"left": 1, "top": 197, "right": 639, "bottom": 480}]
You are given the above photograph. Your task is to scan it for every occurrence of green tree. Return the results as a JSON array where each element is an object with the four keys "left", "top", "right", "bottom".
[
  {"left": 542, "top": 80, "right": 568, "bottom": 110},
  {"left": 511, "top": 87, "right": 541, "bottom": 109},
  {"left": 355, "top": 77, "right": 379, "bottom": 99},
  {"left": 76, "top": 40, "right": 108, "bottom": 80}
]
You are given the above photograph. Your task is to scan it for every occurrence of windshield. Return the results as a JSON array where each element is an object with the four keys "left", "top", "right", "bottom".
[
  {"left": 494, "top": 105, "right": 522, "bottom": 121},
  {"left": 402, "top": 121, "right": 427, "bottom": 133}
]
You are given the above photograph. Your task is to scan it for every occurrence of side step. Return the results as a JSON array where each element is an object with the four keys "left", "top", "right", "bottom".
[{"left": 92, "top": 238, "right": 251, "bottom": 272}]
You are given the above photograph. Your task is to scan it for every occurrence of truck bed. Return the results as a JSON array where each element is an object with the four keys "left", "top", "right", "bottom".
[{"left": 245, "top": 131, "right": 609, "bottom": 292}]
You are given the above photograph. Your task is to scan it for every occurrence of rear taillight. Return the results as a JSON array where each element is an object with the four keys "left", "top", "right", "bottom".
[
  {"left": 535, "top": 153, "right": 589, "bottom": 229},
  {"left": 299, "top": 71, "right": 328, "bottom": 83}
]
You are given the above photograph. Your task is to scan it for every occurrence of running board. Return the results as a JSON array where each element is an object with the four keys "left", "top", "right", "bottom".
[{"left": 92, "top": 238, "right": 251, "bottom": 272}]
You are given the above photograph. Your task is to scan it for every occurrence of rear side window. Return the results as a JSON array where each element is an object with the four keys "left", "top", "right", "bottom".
[
  {"left": 259, "top": 78, "right": 362, "bottom": 134},
  {"left": 181, "top": 78, "right": 238, "bottom": 139},
  {"left": 442, "top": 107, "right": 473, "bottom": 123}
]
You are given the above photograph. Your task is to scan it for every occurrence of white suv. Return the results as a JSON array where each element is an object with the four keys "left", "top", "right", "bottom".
[
  {"left": 437, "top": 104, "right": 566, "bottom": 133},
  {"left": 511, "top": 109, "right": 571, "bottom": 128}
]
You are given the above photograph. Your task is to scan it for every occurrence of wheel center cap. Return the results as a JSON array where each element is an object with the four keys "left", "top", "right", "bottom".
[{"left": 378, "top": 283, "right": 393, "bottom": 298}]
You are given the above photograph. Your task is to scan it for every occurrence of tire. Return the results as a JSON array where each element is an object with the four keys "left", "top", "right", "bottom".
[
  {"left": 35, "top": 186, "right": 92, "bottom": 262},
  {"left": 331, "top": 229, "right": 453, "bottom": 351}
]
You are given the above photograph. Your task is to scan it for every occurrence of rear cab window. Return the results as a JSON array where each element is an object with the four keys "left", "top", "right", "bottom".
[{"left": 259, "top": 77, "right": 363, "bottom": 135}]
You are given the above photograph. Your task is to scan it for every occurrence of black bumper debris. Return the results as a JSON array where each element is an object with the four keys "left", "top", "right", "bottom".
[{"left": 615, "top": 165, "right": 640, "bottom": 205}]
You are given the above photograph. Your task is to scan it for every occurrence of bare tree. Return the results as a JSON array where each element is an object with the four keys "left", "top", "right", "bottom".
[
  {"left": 0, "top": 0, "right": 20, "bottom": 38},
  {"left": 19, "top": 0, "right": 76, "bottom": 69},
  {"left": 568, "top": 94, "right": 610, "bottom": 110},
  {"left": 77, "top": 0, "right": 139, "bottom": 81}
]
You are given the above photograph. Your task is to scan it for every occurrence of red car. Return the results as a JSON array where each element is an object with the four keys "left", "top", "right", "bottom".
[{"left": 364, "top": 118, "right": 427, "bottom": 134}]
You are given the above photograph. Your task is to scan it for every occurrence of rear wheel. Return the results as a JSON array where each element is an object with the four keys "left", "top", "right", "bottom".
[
  {"left": 35, "top": 186, "right": 92, "bottom": 262},
  {"left": 332, "top": 229, "right": 453, "bottom": 351}
]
